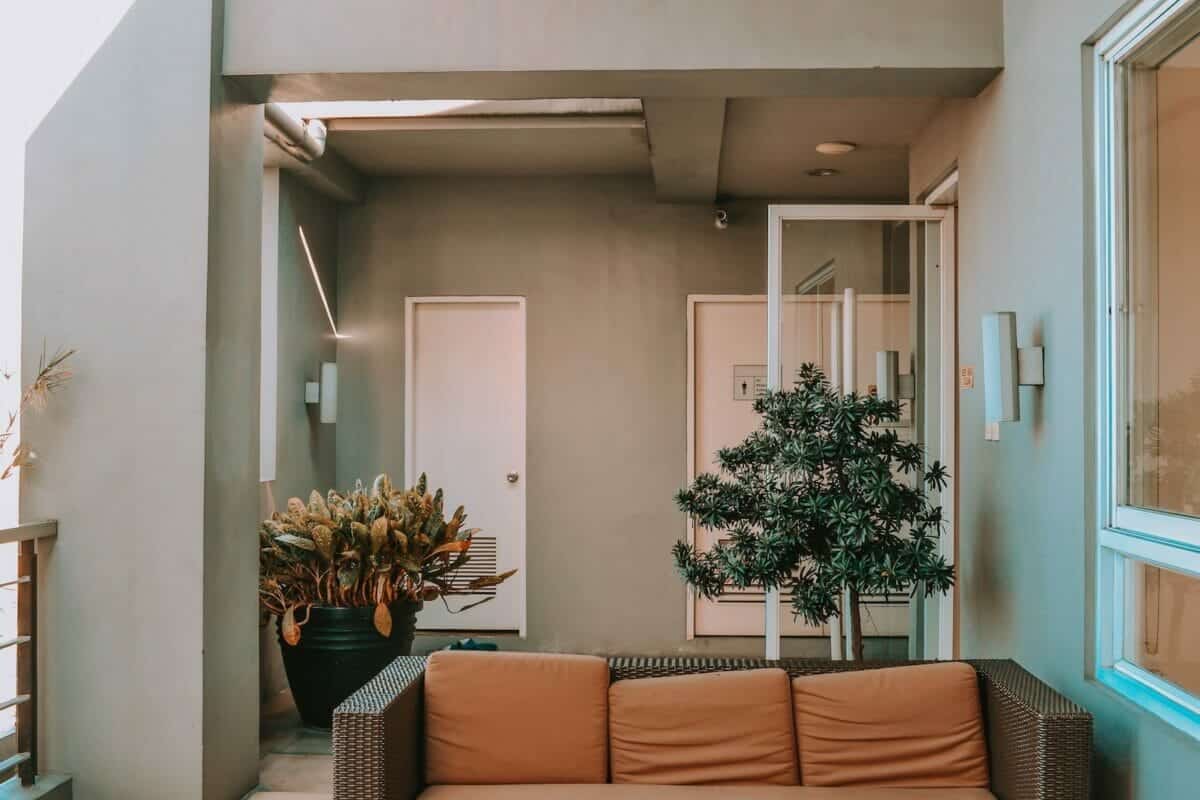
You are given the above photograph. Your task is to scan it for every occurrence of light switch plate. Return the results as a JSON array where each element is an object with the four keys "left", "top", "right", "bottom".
[{"left": 984, "top": 421, "right": 1001, "bottom": 441}]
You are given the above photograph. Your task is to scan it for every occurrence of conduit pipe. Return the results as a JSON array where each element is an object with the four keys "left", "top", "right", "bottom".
[{"left": 264, "top": 103, "right": 327, "bottom": 162}]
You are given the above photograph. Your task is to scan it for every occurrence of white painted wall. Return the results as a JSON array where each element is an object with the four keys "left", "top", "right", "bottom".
[
  {"left": 1, "top": 1, "right": 136, "bottom": 522},
  {"left": 19, "top": 0, "right": 262, "bottom": 796},
  {"left": 2, "top": 0, "right": 139, "bottom": 750}
]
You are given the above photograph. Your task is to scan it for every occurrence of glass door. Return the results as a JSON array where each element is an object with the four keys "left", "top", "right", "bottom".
[{"left": 765, "top": 205, "right": 954, "bottom": 660}]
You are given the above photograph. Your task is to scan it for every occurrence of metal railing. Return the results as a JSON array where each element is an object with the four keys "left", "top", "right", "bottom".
[{"left": 0, "top": 520, "right": 55, "bottom": 785}]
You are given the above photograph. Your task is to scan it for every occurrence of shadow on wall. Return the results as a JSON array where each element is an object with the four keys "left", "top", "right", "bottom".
[
  {"left": 967, "top": 481, "right": 1012, "bottom": 652},
  {"left": 1028, "top": 318, "right": 1046, "bottom": 444}
]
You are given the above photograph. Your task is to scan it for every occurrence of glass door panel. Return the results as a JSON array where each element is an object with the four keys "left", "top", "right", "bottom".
[
  {"left": 687, "top": 207, "right": 952, "bottom": 661},
  {"left": 770, "top": 210, "right": 947, "bottom": 659}
]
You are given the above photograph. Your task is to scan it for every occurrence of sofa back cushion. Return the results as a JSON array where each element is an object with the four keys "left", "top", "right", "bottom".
[
  {"left": 791, "top": 662, "right": 989, "bottom": 788},
  {"left": 424, "top": 651, "right": 609, "bottom": 785},
  {"left": 609, "top": 668, "right": 799, "bottom": 785}
]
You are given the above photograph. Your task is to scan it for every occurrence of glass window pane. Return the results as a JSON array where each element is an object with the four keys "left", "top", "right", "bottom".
[
  {"left": 1124, "top": 559, "right": 1200, "bottom": 697},
  {"left": 778, "top": 219, "right": 921, "bottom": 644},
  {"left": 1124, "top": 36, "right": 1200, "bottom": 517}
]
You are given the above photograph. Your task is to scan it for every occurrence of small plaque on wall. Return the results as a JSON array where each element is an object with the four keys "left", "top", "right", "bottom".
[{"left": 733, "top": 365, "right": 767, "bottom": 401}]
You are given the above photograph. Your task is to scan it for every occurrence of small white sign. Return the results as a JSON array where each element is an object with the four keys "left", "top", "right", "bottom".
[{"left": 733, "top": 365, "right": 767, "bottom": 401}]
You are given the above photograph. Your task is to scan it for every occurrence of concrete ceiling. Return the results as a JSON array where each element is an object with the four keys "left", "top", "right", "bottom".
[
  {"left": 327, "top": 118, "right": 650, "bottom": 178},
  {"left": 717, "top": 98, "right": 944, "bottom": 201},
  {"left": 319, "top": 96, "right": 947, "bottom": 202}
]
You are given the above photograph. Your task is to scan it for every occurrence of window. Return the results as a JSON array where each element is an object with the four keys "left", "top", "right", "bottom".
[{"left": 1095, "top": 0, "right": 1200, "bottom": 735}]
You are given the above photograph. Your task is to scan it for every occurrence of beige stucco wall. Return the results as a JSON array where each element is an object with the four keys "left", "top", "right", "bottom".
[
  {"left": 260, "top": 172, "right": 342, "bottom": 701},
  {"left": 224, "top": 0, "right": 1003, "bottom": 101},
  {"left": 909, "top": 1, "right": 1200, "bottom": 796},
  {"left": 335, "top": 176, "right": 910, "bottom": 658},
  {"left": 274, "top": 173, "right": 340, "bottom": 504}
]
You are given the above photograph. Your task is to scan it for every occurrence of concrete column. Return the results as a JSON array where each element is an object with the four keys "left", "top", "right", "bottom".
[{"left": 20, "top": 1, "right": 261, "bottom": 796}]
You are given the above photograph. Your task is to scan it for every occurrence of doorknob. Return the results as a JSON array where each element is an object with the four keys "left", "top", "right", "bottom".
[{"left": 506, "top": 472, "right": 520, "bottom": 484}]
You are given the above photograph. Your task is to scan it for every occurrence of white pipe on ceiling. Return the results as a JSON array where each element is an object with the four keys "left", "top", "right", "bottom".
[{"left": 264, "top": 103, "right": 326, "bottom": 162}]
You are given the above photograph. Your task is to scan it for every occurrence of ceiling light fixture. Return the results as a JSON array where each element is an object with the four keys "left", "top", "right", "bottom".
[
  {"left": 816, "top": 141, "right": 857, "bottom": 156},
  {"left": 807, "top": 168, "right": 840, "bottom": 177}
]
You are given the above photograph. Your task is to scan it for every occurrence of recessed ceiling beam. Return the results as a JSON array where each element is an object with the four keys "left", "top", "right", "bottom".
[
  {"left": 326, "top": 115, "right": 645, "bottom": 133},
  {"left": 642, "top": 99, "right": 726, "bottom": 204},
  {"left": 263, "top": 141, "right": 364, "bottom": 204},
  {"left": 225, "top": 0, "right": 1003, "bottom": 101}
]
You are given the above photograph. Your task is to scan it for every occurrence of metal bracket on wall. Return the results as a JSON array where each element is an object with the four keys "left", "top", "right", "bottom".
[{"left": 1018, "top": 346, "right": 1045, "bottom": 386}]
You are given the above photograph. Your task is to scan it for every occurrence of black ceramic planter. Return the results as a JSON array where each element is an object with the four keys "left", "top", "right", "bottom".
[{"left": 277, "top": 600, "right": 421, "bottom": 729}]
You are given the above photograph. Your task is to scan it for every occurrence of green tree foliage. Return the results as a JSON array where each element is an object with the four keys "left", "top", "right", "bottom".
[{"left": 674, "top": 363, "right": 953, "bottom": 659}]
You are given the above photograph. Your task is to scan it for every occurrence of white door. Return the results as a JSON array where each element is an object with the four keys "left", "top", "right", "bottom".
[
  {"left": 405, "top": 297, "right": 526, "bottom": 633},
  {"left": 687, "top": 295, "right": 912, "bottom": 640}
]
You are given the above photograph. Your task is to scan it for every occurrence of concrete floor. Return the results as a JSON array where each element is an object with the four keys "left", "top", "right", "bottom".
[{"left": 252, "top": 690, "right": 332, "bottom": 800}]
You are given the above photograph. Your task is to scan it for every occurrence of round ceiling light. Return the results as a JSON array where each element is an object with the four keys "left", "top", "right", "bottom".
[
  {"left": 815, "top": 141, "right": 857, "bottom": 155},
  {"left": 806, "top": 168, "right": 840, "bottom": 177}
]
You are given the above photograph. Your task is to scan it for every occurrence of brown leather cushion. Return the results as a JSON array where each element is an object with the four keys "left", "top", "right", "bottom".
[
  {"left": 420, "top": 785, "right": 997, "bottom": 799},
  {"left": 424, "top": 651, "right": 609, "bottom": 785},
  {"left": 792, "top": 663, "right": 989, "bottom": 788},
  {"left": 609, "top": 669, "right": 799, "bottom": 785}
]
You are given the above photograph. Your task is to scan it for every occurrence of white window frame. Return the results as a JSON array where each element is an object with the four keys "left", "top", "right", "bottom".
[{"left": 1093, "top": 0, "right": 1200, "bottom": 737}]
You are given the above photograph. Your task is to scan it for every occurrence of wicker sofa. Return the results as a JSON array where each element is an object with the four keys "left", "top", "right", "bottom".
[{"left": 332, "top": 653, "right": 1092, "bottom": 800}]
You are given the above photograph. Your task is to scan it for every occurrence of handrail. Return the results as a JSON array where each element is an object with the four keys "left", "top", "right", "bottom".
[
  {"left": 0, "top": 519, "right": 55, "bottom": 786},
  {"left": 0, "top": 521, "right": 57, "bottom": 546}
]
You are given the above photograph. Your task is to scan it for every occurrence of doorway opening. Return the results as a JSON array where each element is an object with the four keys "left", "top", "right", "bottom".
[{"left": 686, "top": 205, "right": 957, "bottom": 662}]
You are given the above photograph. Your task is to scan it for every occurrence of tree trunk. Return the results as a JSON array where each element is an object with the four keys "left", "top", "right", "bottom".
[{"left": 848, "top": 587, "right": 865, "bottom": 661}]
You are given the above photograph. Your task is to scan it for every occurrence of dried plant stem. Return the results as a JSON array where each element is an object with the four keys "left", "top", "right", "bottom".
[{"left": 0, "top": 346, "right": 75, "bottom": 481}]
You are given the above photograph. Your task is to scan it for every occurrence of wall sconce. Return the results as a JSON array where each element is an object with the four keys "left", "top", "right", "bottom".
[
  {"left": 981, "top": 312, "right": 1044, "bottom": 435},
  {"left": 305, "top": 361, "right": 338, "bottom": 424},
  {"left": 875, "top": 351, "right": 915, "bottom": 403}
]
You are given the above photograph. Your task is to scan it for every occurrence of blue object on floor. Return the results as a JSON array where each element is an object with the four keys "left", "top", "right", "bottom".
[{"left": 443, "top": 638, "right": 498, "bottom": 651}]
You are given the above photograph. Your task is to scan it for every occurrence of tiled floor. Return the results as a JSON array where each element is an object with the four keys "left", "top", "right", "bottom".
[{"left": 253, "top": 691, "right": 332, "bottom": 799}]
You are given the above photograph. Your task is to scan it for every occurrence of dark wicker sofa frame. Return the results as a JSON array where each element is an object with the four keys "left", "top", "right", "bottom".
[{"left": 332, "top": 656, "right": 1092, "bottom": 800}]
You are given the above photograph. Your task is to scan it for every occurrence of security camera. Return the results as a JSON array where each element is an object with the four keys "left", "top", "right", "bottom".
[{"left": 714, "top": 209, "right": 729, "bottom": 230}]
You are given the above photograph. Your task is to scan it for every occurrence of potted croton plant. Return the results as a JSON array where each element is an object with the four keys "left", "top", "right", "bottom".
[{"left": 259, "top": 472, "right": 516, "bottom": 728}]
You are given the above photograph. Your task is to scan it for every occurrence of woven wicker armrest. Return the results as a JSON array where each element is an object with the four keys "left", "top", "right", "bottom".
[
  {"left": 333, "top": 655, "right": 428, "bottom": 800},
  {"left": 971, "top": 660, "right": 1092, "bottom": 800}
]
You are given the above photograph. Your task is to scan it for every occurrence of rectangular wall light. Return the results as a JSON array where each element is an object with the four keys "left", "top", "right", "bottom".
[
  {"left": 982, "top": 312, "right": 1020, "bottom": 423},
  {"left": 319, "top": 362, "right": 338, "bottom": 424},
  {"left": 981, "top": 311, "right": 1045, "bottom": 430},
  {"left": 305, "top": 361, "right": 338, "bottom": 424}
]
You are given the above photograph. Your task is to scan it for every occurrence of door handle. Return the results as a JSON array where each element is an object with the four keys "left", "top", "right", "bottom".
[{"left": 506, "top": 472, "right": 520, "bottom": 484}]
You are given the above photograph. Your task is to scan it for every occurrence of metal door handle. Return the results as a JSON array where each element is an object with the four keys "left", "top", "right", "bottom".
[{"left": 506, "top": 472, "right": 520, "bottom": 484}]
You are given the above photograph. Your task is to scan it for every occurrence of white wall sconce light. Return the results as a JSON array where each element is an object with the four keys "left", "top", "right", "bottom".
[
  {"left": 981, "top": 311, "right": 1044, "bottom": 438},
  {"left": 875, "top": 350, "right": 916, "bottom": 403},
  {"left": 305, "top": 361, "right": 338, "bottom": 424}
]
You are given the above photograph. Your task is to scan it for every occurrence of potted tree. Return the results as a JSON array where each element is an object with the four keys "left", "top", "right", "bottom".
[
  {"left": 674, "top": 363, "right": 953, "bottom": 660},
  {"left": 259, "top": 473, "right": 515, "bottom": 728}
]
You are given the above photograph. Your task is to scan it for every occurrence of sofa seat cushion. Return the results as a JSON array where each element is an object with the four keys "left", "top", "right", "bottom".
[
  {"left": 424, "top": 651, "right": 609, "bottom": 785},
  {"left": 608, "top": 668, "right": 798, "bottom": 785},
  {"left": 420, "top": 785, "right": 997, "bottom": 799},
  {"left": 792, "top": 663, "right": 989, "bottom": 788}
]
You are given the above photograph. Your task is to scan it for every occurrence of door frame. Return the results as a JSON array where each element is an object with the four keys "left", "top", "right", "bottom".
[
  {"left": 403, "top": 295, "right": 528, "bottom": 636},
  {"left": 764, "top": 204, "right": 956, "bottom": 661}
]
